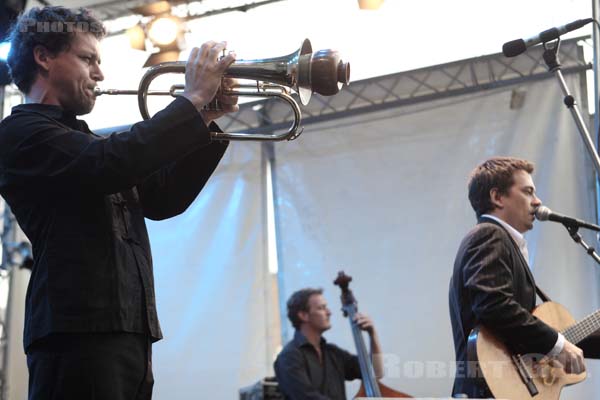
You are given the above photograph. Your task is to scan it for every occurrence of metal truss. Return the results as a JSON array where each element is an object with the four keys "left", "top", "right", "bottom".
[
  {"left": 94, "top": 0, "right": 287, "bottom": 31},
  {"left": 217, "top": 36, "right": 592, "bottom": 136}
]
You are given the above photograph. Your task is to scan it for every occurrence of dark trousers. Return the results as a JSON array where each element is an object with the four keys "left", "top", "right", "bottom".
[{"left": 27, "top": 332, "right": 153, "bottom": 400}]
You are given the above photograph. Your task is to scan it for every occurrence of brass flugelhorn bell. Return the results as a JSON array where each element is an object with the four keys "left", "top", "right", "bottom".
[{"left": 95, "top": 39, "right": 350, "bottom": 141}]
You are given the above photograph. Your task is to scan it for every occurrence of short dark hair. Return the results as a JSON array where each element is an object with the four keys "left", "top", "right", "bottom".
[
  {"left": 287, "top": 288, "right": 323, "bottom": 330},
  {"left": 468, "top": 156, "right": 535, "bottom": 217},
  {"left": 7, "top": 6, "right": 106, "bottom": 93}
]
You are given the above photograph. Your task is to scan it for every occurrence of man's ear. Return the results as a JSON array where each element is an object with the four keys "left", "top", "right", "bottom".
[
  {"left": 298, "top": 310, "right": 309, "bottom": 324},
  {"left": 489, "top": 187, "right": 504, "bottom": 209},
  {"left": 32, "top": 45, "right": 53, "bottom": 72}
]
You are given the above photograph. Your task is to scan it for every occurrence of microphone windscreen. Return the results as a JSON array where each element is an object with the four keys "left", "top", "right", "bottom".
[
  {"left": 565, "top": 18, "right": 594, "bottom": 31},
  {"left": 502, "top": 39, "right": 527, "bottom": 57},
  {"left": 535, "top": 205, "right": 551, "bottom": 221}
]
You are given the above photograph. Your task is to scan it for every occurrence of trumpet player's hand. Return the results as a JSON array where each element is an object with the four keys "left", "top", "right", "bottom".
[
  {"left": 200, "top": 77, "right": 239, "bottom": 125},
  {"left": 182, "top": 41, "right": 236, "bottom": 117}
]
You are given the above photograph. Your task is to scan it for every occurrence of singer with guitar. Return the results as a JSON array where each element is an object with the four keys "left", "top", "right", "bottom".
[
  {"left": 448, "top": 156, "right": 600, "bottom": 398},
  {"left": 274, "top": 288, "right": 383, "bottom": 400}
]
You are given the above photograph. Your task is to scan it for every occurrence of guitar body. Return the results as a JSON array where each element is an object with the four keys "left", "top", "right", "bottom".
[
  {"left": 469, "top": 301, "right": 587, "bottom": 400},
  {"left": 355, "top": 381, "right": 412, "bottom": 398}
]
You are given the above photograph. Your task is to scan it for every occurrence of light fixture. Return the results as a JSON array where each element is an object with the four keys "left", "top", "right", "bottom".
[
  {"left": 0, "top": 42, "right": 10, "bottom": 86},
  {"left": 358, "top": 0, "right": 384, "bottom": 10},
  {"left": 131, "top": 0, "right": 172, "bottom": 16},
  {"left": 126, "top": 1, "right": 186, "bottom": 67},
  {"left": 126, "top": 25, "right": 146, "bottom": 51},
  {"left": 143, "top": 50, "right": 181, "bottom": 67},
  {"left": 143, "top": 16, "right": 184, "bottom": 67},
  {"left": 147, "top": 16, "right": 181, "bottom": 47},
  {"left": 0, "top": 42, "right": 10, "bottom": 61}
]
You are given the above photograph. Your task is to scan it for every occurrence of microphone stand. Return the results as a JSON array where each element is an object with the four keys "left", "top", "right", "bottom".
[
  {"left": 564, "top": 224, "right": 600, "bottom": 265},
  {"left": 541, "top": 39, "right": 600, "bottom": 177}
]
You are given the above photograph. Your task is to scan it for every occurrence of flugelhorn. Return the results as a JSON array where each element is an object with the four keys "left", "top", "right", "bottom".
[{"left": 95, "top": 39, "right": 350, "bottom": 141}]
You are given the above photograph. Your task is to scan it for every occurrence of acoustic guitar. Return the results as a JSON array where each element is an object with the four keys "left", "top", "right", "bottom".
[{"left": 468, "top": 301, "right": 600, "bottom": 399}]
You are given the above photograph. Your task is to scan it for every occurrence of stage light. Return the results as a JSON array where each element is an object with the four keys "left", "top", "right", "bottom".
[
  {"left": 126, "top": 25, "right": 146, "bottom": 51},
  {"left": 0, "top": 42, "right": 10, "bottom": 61},
  {"left": 147, "top": 16, "right": 181, "bottom": 47},
  {"left": 125, "top": 2, "right": 186, "bottom": 68},
  {"left": 358, "top": 0, "right": 384, "bottom": 10},
  {"left": 143, "top": 50, "right": 180, "bottom": 68},
  {"left": 0, "top": 42, "right": 10, "bottom": 85},
  {"left": 131, "top": 0, "right": 171, "bottom": 17}
]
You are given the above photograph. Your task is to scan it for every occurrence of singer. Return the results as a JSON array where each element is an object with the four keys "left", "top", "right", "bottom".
[{"left": 448, "top": 156, "right": 589, "bottom": 398}]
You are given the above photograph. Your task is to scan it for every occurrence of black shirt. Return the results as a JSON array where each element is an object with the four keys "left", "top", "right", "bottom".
[
  {"left": 274, "top": 331, "right": 361, "bottom": 400},
  {"left": 0, "top": 97, "right": 228, "bottom": 351}
]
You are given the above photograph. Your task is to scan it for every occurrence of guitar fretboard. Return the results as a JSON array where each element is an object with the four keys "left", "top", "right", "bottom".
[{"left": 562, "top": 309, "right": 600, "bottom": 344}]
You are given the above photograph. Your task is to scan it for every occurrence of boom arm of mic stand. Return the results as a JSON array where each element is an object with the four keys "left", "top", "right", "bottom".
[
  {"left": 541, "top": 40, "right": 600, "bottom": 177},
  {"left": 565, "top": 224, "right": 600, "bottom": 265}
]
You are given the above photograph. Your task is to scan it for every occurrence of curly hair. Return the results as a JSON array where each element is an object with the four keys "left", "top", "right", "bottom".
[
  {"left": 7, "top": 6, "right": 106, "bottom": 93},
  {"left": 468, "top": 156, "right": 535, "bottom": 217},
  {"left": 286, "top": 288, "right": 323, "bottom": 330}
]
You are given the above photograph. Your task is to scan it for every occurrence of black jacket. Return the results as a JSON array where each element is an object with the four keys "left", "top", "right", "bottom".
[
  {"left": 0, "top": 97, "right": 228, "bottom": 350},
  {"left": 448, "top": 217, "right": 558, "bottom": 397}
]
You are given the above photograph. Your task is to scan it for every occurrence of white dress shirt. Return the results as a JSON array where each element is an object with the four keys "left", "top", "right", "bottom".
[{"left": 481, "top": 214, "right": 565, "bottom": 357}]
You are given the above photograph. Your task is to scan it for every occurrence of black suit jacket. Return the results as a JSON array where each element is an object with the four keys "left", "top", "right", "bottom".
[{"left": 448, "top": 217, "right": 558, "bottom": 397}]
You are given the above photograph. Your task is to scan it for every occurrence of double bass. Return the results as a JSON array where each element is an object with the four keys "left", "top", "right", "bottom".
[{"left": 334, "top": 271, "right": 412, "bottom": 398}]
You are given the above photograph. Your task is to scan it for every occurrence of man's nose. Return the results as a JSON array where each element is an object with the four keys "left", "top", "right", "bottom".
[
  {"left": 533, "top": 195, "right": 542, "bottom": 206},
  {"left": 92, "top": 65, "right": 104, "bottom": 82}
]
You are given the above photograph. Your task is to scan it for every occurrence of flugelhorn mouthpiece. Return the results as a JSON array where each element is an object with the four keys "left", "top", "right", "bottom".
[{"left": 309, "top": 49, "right": 350, "bottom": 96}]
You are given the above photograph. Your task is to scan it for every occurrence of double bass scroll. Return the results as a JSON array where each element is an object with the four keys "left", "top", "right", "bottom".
[{"left": 334, "top": 271, "right": 412, "bottom": 398}]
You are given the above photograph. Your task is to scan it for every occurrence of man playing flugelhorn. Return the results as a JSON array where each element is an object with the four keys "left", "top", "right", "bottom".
[{"left": 0, "top": 6, "right": 238, "bottom": 399}]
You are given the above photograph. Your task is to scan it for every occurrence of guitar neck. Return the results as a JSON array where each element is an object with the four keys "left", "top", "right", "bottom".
[{"left": 562, "top": 309, "right": 600, "bottom": 345}]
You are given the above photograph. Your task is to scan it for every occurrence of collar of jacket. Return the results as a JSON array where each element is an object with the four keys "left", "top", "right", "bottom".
[
  {"left": 476, "top": 215, "right": 538, "bottom": 291},
  {"left": 12, "top": 103, "right": 73, "bottom": 120}
]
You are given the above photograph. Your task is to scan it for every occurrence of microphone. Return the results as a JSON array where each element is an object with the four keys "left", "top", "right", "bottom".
[
  {"left": 535, "top": 205, "right": 600, "bottom": 232},
  {"left": 502, "top": 18, "right": 594, "bottom": 57}
]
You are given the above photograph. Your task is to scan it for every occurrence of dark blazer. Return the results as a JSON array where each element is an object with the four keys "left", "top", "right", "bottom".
[{"left": 448, "top": 217, "right": 558, "bottom": 397}]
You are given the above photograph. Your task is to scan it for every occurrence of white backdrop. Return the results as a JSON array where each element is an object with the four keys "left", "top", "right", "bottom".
[
  {"left": 147, "top": 142, "right": 272, "bottom": 399},
  {"left": 4, "top": 69, "right": 600, "bottom": 400},
  {"left": 271, "top": 73, "right": 600, "bottom": 398}
]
